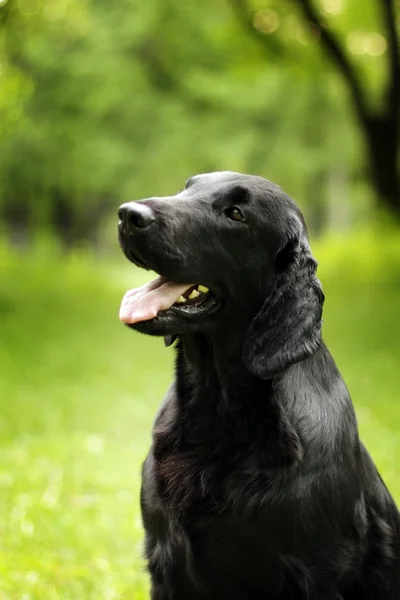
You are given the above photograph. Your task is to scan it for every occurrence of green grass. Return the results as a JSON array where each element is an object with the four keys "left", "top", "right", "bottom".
[{"left": 0, "top": 230, "right": 399, "bottom": 599}]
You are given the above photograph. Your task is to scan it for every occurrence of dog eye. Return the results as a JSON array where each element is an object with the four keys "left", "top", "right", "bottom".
[{"left": 225, "top": 206, "right": 245, "bottom": 222}]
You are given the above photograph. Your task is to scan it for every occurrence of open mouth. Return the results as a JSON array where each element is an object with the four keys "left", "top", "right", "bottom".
[{"left": 119, "top": 275, "right": 219, "bottom": 325}]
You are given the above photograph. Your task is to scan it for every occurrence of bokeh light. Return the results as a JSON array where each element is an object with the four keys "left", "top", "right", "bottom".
[{"left": 253, "top": 9, "right": 279, "bottom": 34}]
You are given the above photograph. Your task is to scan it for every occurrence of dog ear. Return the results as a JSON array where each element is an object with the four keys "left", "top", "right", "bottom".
[{"left": 243, "top": 224, "right": 324, "bottom": 380}]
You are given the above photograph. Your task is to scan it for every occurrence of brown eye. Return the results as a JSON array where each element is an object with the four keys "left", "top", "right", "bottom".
[{"left": 225, "top": 206, "right": 245, "bottom": 222}]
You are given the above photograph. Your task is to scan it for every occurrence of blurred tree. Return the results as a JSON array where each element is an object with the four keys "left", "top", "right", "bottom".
[
  {"left": 0, "top": 0, "right": 392, "bottom": 245},
  {"left": 230, "top": 0, "right": 400, "bottom": 214}
]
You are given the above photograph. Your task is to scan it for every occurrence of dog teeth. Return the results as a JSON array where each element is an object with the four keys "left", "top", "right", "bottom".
[
  {"left": 175, "top": 286, "right": 210, "bottom": 306},
  {"left": 188, "top": 289, "right": 200, "bottom": 299}
]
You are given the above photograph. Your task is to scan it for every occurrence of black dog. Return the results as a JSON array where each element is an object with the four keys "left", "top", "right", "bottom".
[{"left": 118, "top": 172, "right": 400, "bottom": 599}]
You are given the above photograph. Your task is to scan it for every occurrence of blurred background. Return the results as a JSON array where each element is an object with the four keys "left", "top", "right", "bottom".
[{"left": 0, "top": 0, "right": 399, "bottom": 597}]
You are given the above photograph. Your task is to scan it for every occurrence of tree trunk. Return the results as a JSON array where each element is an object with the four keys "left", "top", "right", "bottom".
[{"left": 364, "top": 116, "right": 400, "bottom": 215}]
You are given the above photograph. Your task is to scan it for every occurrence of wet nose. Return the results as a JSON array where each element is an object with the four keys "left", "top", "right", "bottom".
[{"left": 118, "top": 202, "right": 155, "bottom": 230}]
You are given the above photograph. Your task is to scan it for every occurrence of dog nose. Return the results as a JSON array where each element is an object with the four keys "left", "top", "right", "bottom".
[{"left": 118, "top": 202, "right": 155, "bottom": 230}]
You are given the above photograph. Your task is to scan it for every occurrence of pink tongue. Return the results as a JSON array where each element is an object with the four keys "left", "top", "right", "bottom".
[{"left": 119, "top": 276, "right": 193, "bottom": 324}]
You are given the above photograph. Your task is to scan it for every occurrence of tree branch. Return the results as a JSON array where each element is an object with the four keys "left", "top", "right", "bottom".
[
  {"left": 379, "top": 0, "right": 400, "bottom": 121},
  {"left": 229, "top": 0, "right": 284, "bottom": 58},
  {"left": 296, "top": 0, "right": 370, "bottom": 125}
]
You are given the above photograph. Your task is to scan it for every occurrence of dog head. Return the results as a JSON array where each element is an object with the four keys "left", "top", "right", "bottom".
[{"left": 118, "top": 171, "right": 324, "bottom": 378}]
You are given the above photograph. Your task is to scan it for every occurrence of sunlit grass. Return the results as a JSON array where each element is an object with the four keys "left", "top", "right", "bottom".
[
  {"left": 0, "top": 244, "right": 164, "bottom": 599},
  {"left": 0, "top": 230, "right": 399, "bottom": 598}
]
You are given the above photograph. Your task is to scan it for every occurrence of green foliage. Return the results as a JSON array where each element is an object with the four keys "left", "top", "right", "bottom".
[
  {"left": 2, "top": 0, "right": 395, "bottom": 241},
  {"left": 0, "top": 230, "right": 400, "bottom": 597}
]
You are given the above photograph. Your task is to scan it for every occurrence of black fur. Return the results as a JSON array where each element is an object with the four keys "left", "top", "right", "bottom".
[{"left": 118, "top": 172, "right": 400, "bottom": 599}]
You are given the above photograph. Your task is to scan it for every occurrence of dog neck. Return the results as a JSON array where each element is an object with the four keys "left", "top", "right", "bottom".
[
  {"left": 150, "top": 331, "right": 304, "bottom": 510},
  {"left": 179, "top": 329, "right": 260, "bottom": 397},
  {"left": 174, "top": 331, "right": 302, "bottom": 458}
]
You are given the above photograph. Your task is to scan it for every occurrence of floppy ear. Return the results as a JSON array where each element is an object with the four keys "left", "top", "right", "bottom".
[{"left": 243, "top": 227, "right": 324, "bottom": 380}]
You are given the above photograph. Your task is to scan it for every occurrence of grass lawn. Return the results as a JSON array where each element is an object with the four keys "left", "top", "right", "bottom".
[{"left": 0, "top": 231, "right": 399, "bottom": 599}]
